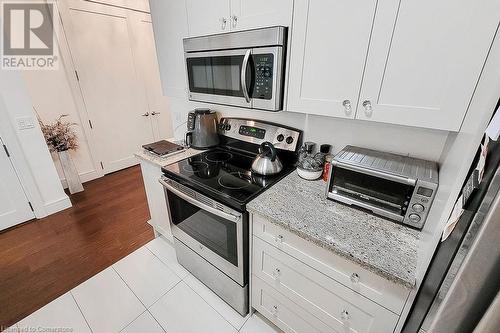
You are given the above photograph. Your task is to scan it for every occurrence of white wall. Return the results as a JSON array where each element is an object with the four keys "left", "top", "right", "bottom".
[
  {"left": 0, "top": 71, "right": 71, "bottom": 217},
  {"left": 169, "top": 96, "right": 449, "bottom": 162},
  {"left": 20, "top": 2, "right": 100, "bottom": 188},
  {"left": 22, "top": 66, "right": 98, "bottom": 186}
]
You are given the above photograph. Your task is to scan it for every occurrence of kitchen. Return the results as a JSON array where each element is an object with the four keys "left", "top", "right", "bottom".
[{"left": 0, "top": 0, "right": 499, "bottom": 332}]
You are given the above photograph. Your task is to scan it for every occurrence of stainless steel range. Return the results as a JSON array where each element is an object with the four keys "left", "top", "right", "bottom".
[{"left": 159, "top": 118, "right": 302, "bottom": 315}]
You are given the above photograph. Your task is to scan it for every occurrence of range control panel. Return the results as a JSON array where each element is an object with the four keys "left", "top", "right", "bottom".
[
  {"left": 218, "top": 118, "right": 301, "bottom": 152},
  {"left": 252, "top": 54, "right": 274, "bottom": 100}
]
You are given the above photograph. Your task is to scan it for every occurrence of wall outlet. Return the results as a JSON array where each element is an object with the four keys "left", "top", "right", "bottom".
[{"left": 16, "top": 116, "right": 36, "bottom": 130}]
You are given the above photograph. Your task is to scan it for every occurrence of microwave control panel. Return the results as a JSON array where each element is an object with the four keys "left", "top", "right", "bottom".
[{"left": 253, "top": 54, "right": 274, "bottom": 100}]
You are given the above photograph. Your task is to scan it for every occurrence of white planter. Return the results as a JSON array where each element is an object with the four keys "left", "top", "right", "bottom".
[{"left": 58, "top": 150, "right": 83, "bottom": 194}]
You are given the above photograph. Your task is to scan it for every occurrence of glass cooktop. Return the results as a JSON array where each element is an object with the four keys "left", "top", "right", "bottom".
[{"left": 162, "top": 148, "right": 293, "bottom": 208}]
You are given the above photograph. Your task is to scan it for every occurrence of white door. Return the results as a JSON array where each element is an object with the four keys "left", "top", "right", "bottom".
[
  {"left": 186, "top": 0, "right": 230, "bottom": 36},
  {"left": 356, "top": 0, "right": 500, "bottom": 131},
  {"left": 229, "top": 0, "right": 292, "bottom": 31},
  {"left": 60, "top": 0, "right": 154, "bottom": 174},
  {"left": 130, "top": 13, "right": 173, "bottom": 140},
  {"left": 0, "top": 137, "right": 34, "bottom": 230},
  {"left": 286, "top": 0, "right": 377, "bottom": 119}
]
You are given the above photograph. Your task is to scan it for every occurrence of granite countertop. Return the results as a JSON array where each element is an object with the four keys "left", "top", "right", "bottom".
[{"left": 247, "top": 171, "right": 419, "bottom": 288}]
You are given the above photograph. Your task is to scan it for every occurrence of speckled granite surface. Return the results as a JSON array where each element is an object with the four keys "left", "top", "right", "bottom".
[{"left": 247, "top": 171, "right": 419, "bottom": 288}]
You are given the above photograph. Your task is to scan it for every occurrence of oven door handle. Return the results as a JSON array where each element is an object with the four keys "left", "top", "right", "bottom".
[
  {"left": 241, "top": 49, "right": 251, "bottom": 103},
  {"left": 159, "top": 178, "right": 242, "bottom": 223}
]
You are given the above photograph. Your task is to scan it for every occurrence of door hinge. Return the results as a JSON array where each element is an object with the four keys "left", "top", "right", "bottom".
[
  {"left": 3, "top": 144, "right": 10, "bottom": 157},
  {"left": 28, "top": 201, "right": 34, "bottom": 212},
  {"left": 88, "top": 119, "right": 93, "bottom": 129},
  {"left": 100, "top": 161, "right": 104, "bottom": 170},
  {"left": 75, "top": 70, "right": 80, "bottom": 81}
]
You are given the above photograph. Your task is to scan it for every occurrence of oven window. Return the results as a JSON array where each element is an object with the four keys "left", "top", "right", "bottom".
[
  {"left": 331, "top": 167, "right": 414, "bottom": 215},
  {"left": 167, "top": 191, "right": 238, "bottom": 266},
  {"left": 187, "top": 55, "right": 251, "bottom": 97}
]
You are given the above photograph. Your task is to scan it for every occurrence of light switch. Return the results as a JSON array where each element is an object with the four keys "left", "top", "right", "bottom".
[{"left": 16, "top": 116, "right": 36, "bottom": 130}]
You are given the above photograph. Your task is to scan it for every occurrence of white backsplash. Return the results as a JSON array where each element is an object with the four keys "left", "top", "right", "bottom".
[{"left": 168, "top": 96, "right": 449, "bottom": 162}]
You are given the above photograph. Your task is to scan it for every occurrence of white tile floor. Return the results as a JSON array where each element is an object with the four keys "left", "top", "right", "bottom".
[{"left": 8, "top": 237, "right": 282, "bottom": 333}]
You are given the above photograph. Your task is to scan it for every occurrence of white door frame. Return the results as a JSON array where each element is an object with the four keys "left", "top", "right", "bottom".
[
  {"left": 53, "top": 0, "right": 105, "bottom": 179},
  {"left": 0, "top": 98, "right": 47, "bottom": 218}
]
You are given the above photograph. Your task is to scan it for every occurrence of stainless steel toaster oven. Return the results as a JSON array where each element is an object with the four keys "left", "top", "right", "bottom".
[{"left": 326, "top": 146, "right": 439, "bottom": 229}]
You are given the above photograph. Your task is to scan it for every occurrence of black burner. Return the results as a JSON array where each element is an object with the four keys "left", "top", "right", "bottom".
[
  {"left": 182, "top": 161, "right": 208, "bottom": 173},
  {"left": 206, "top": 151, "right": 233, "bottom": 162},
  {"left": 218, "top": 172, "right": 252, "bottom": 190}
]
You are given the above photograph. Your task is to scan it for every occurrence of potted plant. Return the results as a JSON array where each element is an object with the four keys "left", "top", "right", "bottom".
[{"left": 39, "top": 115, "right": 83, "bottom": 194}]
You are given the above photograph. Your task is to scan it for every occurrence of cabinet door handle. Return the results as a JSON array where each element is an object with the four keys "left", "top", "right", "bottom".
[
  {"left": 231, "top": 15, "right": 238, "bottom": 28},
  {"left": 141, "top": 112, "right": 149, "bottom": 117},
  {"left": 271, "top": 305, "right": 278, "bottom": 316},
  {"left": 350, "top": 273, "right": 360, "bottom": 283},
  {"left": 220, "top": 17, "right": 227, "bottom": 30},
  {"left": 362, "top": 100, "right": 373, "bottom": 116},
  {"left": 341, "top": 309, "right": 350, "bottom": 320},
  {"left": 274, "top": 234, "right": 284, "bottom": 244},
  {"left": 151, "top": 111, "right": 160, "bottom": 116},
  {"left": 342, "top": 100, "right": 352, "bottom": 114},
  {"left": 272, "top": 267, "right": 281, "bottom": 279}
]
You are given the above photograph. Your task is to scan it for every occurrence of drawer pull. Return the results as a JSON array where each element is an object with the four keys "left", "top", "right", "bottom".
[
  {"left": 273, "top": 267, "right": 281, "bottom": 279},
  {"left": 274, "top": 234, "right": 284, "bottom": 244},
  {"left": 350, "top": 273, "right": 360, "bottom": 283},
  {"left": 271, "top": 305, "right": 278, "bottom": 316},
  {"left": 341, "top": 309, "right": 350, "bottom": 321}
]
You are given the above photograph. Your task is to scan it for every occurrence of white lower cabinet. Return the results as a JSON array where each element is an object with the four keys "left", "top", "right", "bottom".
[
  {"left": 251, "top": 213, "right": 407, "bottom": 333},
  {"left": 252, "top": 237, "right": 399, "bottom": 333},
  {"left": 140, "top": 160, "right": 172, "bottom": 241},
  {"left": 252, "top": 276, "right": 331, "bottom": 333}
]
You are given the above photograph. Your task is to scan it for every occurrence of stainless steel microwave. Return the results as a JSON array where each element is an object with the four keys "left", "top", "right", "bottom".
[
  {"left": 326, "top": 146, "right": 439, "bottom": 229},
  {"left": 183, "top": 26, "right": 287, "bottom": 111}
]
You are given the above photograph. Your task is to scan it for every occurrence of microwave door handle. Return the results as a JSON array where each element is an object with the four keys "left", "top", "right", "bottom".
[
  {"left": 241, "top": 49, "right": 251, "bottom": 103},
  {"left": 159, "top": 178, "right": 241, "bottom": 223}
]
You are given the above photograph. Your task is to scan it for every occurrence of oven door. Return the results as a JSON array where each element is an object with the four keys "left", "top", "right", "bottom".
[
  {"left": 185, "top": 47, "right": 283, "bottom": 111},
  {"left": 159, "top": 177, "right": 246, "bottom": 286}
]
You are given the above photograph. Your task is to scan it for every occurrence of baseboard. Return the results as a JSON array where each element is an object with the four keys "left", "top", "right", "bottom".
[
  {"left": 60, "top": 169, "right": 100, "bottom": 189},
  {"left": 43, "top": 196, "right": 72, "bottom": 216}
]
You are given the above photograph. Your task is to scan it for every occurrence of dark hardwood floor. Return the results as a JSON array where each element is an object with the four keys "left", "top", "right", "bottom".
[{"left": 0, "top": 165, "right": 154, "bottom": 329}]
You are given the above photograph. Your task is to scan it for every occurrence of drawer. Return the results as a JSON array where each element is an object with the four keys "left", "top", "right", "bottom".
[
  {"left": 252, "top": 213, "right": 409, "bottom": 313},
  {"left": 252, "top": 237, "right": 399, "bottom": 333},
  {"left": 252, "top": 276, "right": 332, "bottom": 333}
]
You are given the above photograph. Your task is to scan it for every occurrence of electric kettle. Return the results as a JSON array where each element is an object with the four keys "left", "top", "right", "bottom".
[
  {"left": 251, "top": 142, "right": 283, "bottom": 176},
  {"left": 185, "top": 109, "right": 220, "bottom": 149}
]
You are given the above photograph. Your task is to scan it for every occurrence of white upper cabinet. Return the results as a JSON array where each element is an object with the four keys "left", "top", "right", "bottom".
[
  {"left": 287, "top": 0, "right": 377, "bottom": 119},
  {"left": 229, "top": 0, "right": 292, "bottom": 31},
  {"left": 356, "top": 0, "right": 500, "bottom": 131},
  {"left": 150, "top": 0, "right": 189, "bottom": 99},
  {"left": 186, "top": 0, "right": 292, "bottom": 37},
  {"left": 186, "top": 0, "right": 231, "bottom": 36}
]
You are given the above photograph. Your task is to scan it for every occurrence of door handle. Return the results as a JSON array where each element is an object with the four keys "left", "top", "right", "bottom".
[
  {"left": 151, "top": 111, "right": 160, "bottom": 116},
  {"left": 141, "top": 112, "right": 149, "bottom": 117},
  {"left": 241, "top": 49, "right": 251, "bottom": 103}
]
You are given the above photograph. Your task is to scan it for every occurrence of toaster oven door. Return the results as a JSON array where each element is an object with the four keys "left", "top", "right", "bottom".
[{"left": 327, "top": 167, "right": 415, "bottom": 221}]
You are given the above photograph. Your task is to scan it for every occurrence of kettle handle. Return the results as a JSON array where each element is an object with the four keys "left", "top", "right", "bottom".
[
  {"left": 259, "top": 142, "right": 277, "bottom": 162},
  {"left": 185, "top": 132, "right": 193, "bottom": 147}
]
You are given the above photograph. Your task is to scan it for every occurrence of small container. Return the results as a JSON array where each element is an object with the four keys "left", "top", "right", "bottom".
[{"left": 323, "top": 154, "right": 333, "bottom": 181}]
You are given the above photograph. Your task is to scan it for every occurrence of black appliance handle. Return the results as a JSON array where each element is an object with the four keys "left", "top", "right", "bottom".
[
  {"left": 259, "top": 142, "right": 277, "bottom": 162},
  {"left": 185, "top": 132, "right": 193, "bottom": 147}
]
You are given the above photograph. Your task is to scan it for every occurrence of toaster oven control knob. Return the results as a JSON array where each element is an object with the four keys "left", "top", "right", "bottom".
[
  {"left": 277, "top": 134, "right": 284, "bottom": 142},
  {"left": 409, "top": 214, "right": 421, "bottom": 224},
  {"left": 412, "top": 203, "right": 425, "bottom": 213},
  {"left": 285, "top": 136, "right": 294, "bottom": 144}
]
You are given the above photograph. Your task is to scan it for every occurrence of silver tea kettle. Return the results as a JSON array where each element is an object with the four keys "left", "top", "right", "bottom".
[
  {"left": 251, "top": 142, "right": 283, "bottom": 176},
  {"left": 185, "top": 109, "right": 220, "bottom": 149}
]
